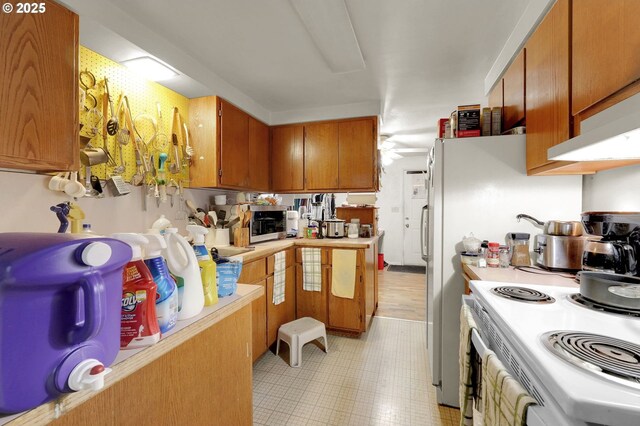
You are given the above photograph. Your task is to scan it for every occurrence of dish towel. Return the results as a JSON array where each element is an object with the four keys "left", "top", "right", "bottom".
[
  {"left": 272, "top": 251, "right": 286, "bottom": 305},
  {"left": 459, "top": 304, "right": 478, "bottom": 426},
  {"left": 482, "top": 350, "right": 537, "bottom": 426},
  {"left": 331, "top": 249, "right": 357, "bottom": 299},
  {"left": 302, "top": 248, "right": 322, "bottom": 292}
]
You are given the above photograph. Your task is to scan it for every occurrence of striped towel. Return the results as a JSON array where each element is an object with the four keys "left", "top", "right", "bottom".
[
  {"left": 302, "top": 248, "right": 322, "bottom": 292},
  {"left": 459, "top": 304, "right": 478, "bottom": 426},
  {"left": 482, "top": 350, "right": 537, "bottom": 426},
  {"left": 273, "top": 251, "right": 286, "bottom": 305}
]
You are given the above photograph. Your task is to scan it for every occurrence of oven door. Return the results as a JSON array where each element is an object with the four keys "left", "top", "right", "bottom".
[{"left": 463, "top": 297, "right": 552, "bottom": 426}]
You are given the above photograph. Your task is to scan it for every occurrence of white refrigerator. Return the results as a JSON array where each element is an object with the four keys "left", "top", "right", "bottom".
[{"left": 422, "top": 135, "right": 583, "bottom": 407}]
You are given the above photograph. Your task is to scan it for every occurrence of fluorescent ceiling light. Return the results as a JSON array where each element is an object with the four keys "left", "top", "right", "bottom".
[
  {"left": 289, "top": 0, "right": 365, "bottom": 73},
  {"left": 549, "top": 110, "right": 640, "bottom": 161},
  {"left": 121, "top": 56, "right": 178, "bottom": 81}
]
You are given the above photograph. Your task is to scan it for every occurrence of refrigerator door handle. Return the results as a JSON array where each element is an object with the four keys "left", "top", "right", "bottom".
[{"left": 420, "top": 205, "right": 428, "bottom": 261}]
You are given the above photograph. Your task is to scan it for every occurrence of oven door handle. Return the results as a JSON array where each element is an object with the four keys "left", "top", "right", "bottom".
[{"left": 471, "top": 329, "right": 489, "bottom": 358}]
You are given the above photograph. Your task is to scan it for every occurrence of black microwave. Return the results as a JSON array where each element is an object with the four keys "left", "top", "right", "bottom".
[{"left": 249, "top": 205, "right": 288, "bottom": 243}]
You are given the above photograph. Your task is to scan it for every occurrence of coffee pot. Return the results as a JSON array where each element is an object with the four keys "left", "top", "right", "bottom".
[{"left": 581, "top": 212, "right": 640, "bottom": 276}]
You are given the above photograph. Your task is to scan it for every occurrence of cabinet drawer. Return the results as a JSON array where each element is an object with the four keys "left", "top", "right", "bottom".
[
  {"left": 267, "top": 249, "right": 294, "bottom": 274},
  {"left": 238, "top": 258, "right": 267, "bottom": 284},
  {"left": 295, "top": 248, "right": 330, "bottom": 264}
]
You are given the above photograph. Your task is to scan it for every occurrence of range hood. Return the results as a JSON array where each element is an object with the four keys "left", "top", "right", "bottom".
[{"left": 548, "top": 94, "right": 640, "bottom": 161}]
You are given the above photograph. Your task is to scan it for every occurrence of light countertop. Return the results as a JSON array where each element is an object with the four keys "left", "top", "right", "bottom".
[
  {"left": 464, "top": 264, "right": 579, "bottom": 288},
  {"left": 1, "top": 284, "right": 263, "bottom": 426},
  {"left": 221, "top": 236, "right": 379, "bottom": 263}
]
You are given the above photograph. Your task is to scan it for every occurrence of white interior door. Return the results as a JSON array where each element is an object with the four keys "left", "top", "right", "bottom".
[{"left": 403, "top": 170, "right": 428, "bottom": 265}]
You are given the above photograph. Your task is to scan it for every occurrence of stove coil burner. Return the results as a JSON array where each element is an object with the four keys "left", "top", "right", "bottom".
[
  {"left": 569, "top": 294, "right": 640, "bottom": 318},
  {"left": 543, "top": 331, "right": 640, "bottom": 387},
  {"left": 490, "top": 286, "right": 555, "bottom": 303}
]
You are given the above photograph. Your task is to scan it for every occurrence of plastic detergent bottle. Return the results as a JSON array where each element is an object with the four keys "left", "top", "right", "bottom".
[
  {"left": 186, "top": 224, "right": 218, "bottom": 306},
  {"left": 143, "top": 233, "right": 178, "bottom": 333},
  {"left": 151, "top": 215, "right": 172, "bottom": 235},
  {"left": 112, "top": 233, "right": 161, "bottom": 349},
  {"left": 163, "top": 228, "right": 204, "bottom": 320}
]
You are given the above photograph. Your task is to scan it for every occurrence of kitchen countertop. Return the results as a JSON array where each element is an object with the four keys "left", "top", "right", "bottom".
[
  {"left": 463, "top": 264, "right": 579, "bottom": 288},
  {"left": 1, "top": 284, "right": 263, "bottom": 426},
  {"left": 218, "top": 236, "right": 379, "bottom": 263}
]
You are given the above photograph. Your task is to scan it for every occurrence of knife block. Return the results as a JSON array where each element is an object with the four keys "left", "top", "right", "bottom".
[{"left": 233, "top": 228, "right": 249, "bottom": 247}]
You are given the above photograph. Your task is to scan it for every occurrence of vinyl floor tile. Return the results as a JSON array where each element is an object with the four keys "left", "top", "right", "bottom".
[{"left": 252, "top": 317, "right": 461, "bottom": 426}]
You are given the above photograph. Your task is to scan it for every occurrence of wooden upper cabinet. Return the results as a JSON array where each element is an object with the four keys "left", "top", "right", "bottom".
[
  {"left": 525, "top": 0, "right": 571, "bottom": 174},
  {"left": 572, "top": 0, "right": 640, "bottom": 116},
  {"left": 502, "top": 49, "right": 526, "bottom": 130},
  {"left": 190, "top": 97, "right": 271, "bottom": 190},
  {"left": 219, "top": 99, "right": 249, "bottom": 188},
  {"left": 304, "top": 122, "right": 339, "bottom": 190},
  {"left": 488, "top": 80, "right": 503, "bottom": 110},
  {"left": 338, "top": 119, "right": 376, "bottom": 190},
  {"left": 271, "top": 125, "right": 304, "bottom": 192},
  {"left": 0, "top": 0, "right": 79, "bottom": 172},
  {"left": 248, "top": 116, "right": 270, "bottom": 192},
  {"left": 189, "top": 96, "right": 219, "bottom": 187}
]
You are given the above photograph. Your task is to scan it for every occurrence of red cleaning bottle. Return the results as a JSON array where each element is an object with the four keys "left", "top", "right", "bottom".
[{"left": 113, "top": 233, "right": 161, "bottom": 349}]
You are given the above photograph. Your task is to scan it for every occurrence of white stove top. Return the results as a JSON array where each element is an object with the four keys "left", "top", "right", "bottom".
[{"left": 470, "top": 281, "right": 640, "bottom": 426}]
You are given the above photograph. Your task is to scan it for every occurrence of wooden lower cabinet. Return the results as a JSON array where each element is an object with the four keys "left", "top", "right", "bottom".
[
  {"left": 295, "top": 263, "right": 329, "bottom": 324},
  {"left": 239, "top": 258, "right": 269, "bottom": 362},
  {"left": 52, "top": 306, "right": 253, "bottom": 425},
  {"left": 266, "top": 249, "right": 296, "bottom": 346},
  {"left": 327, "top": 251, "right": 364, "bottom": 331},
  {"left": 295, "top": 247, "right": 376, "bottom": 334}
]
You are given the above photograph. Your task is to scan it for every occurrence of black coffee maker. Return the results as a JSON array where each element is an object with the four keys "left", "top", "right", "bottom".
[{"left": 582, "top": 212, "right": 640, "bottom": 276}]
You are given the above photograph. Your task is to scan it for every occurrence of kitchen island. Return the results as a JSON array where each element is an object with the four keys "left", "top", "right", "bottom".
[{"left": 1, "top": 284, "right": 263, "bottom": 426}]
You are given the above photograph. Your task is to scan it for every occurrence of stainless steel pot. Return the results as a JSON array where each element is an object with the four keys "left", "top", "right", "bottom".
[
  {"left": 324, "top": 219, "right": 345, "bottom": 238},
  {"left": 517, "top": 213, "right": 583, "bottom": 236},
  {"left": 580, "top": 271, "right": 640, "bottom": 310}
]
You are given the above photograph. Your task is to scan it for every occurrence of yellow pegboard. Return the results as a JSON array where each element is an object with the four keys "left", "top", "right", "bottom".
[{"left": 78, "top": 46, "right": 190, "bottom": 187}]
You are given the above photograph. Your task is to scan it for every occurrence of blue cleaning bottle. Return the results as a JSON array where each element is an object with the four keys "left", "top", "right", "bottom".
[{"left": 143, "top": 233, "right": 178, "bottom": 333}]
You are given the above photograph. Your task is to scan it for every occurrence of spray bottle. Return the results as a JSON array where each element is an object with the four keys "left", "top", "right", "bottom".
[
  {"left": 112, "top": 233, "right": 161, "bottom": 349},
  {"left": 186, "top": 224, "right": 218, "bottom": 306},
  {"left": 143, "top": 233, "right": 178, "bottom": 333},
  {"left": 163, "top": 228, "right": 205, "bottom": 320},
  {"left": 151, "top": 215, "right": 172, "bottom": 235}
]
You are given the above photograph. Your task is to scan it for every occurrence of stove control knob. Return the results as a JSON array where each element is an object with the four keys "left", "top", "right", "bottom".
[{"left": 79, "top": 242, "right": 112, "bottom": 267}]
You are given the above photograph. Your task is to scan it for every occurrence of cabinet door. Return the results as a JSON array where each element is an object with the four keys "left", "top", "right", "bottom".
[
  {"left": 572, "top": 0, "right": 640, "bottom": 115},
  {"left": 525, "top": 0, "right": 571, "bottom": 173},
  {"left": 502, "top": 49, "right": 526, "bottom": 130},
  {"left": 251, "top": 280, "right": 268, "bottom": 362},
  {"left": 295, "top": 264, "right": 328, "bottom": 324},
  {"left": 327, "top": 250, "right": 364, "bottom": 332},
  {"left": 271, "top": 125, "right": 304, "bottom": 192},
  {"left": 0, "top": 0, "right": 79, "bottom": 171},
  {"left": 304, "top": 122, "right": 339, "bottom": 190},
  {"left": 248, "top": 116, "right": 270, "bottom": 191},
  {"left": 266, "top": 264, "right": 296, "bottom": 346},
  {"left": 219, "top": 99, "right": 249, "bottom": 188},
  {"left": 338, "top": 119, "right": 376, "bottom": 190},
  {"left": 189, "top": 96, "right": 218, "bottom": 187}
]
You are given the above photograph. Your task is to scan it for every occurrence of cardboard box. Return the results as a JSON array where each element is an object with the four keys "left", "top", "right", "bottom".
[
  {"left": 482, "top": 107, "right": 492, "bottom": 136},
  {"left": 491, "top": 107, "right": 502, "bottom": 135},
  {"left": 457, "top": 104, "right": 481, "bottom": 138},
  {"left": 438, "top": 118, "right": 449, "bottom": 138}
]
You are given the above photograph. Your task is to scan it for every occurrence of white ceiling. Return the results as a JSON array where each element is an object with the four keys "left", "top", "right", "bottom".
[{"left": 61, "top": 0, "right": 530, "bottom": 150}]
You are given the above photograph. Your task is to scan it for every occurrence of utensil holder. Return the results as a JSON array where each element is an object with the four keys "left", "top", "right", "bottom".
[{"left": 233, "top": 228, "right": 249, "bottom": 247}]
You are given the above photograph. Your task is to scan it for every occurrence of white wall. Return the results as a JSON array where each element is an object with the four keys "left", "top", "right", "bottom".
[
  {"left": 0, "top": 170, "right": 235, "bottom": 235},
  {"left": 377, "top": 156, "right": 428, "bottom": 265},
  {"left": 582, "top": 164, "right": 640, "bottom": 211}
]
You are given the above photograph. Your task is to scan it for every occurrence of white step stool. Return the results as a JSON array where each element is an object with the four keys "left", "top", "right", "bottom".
[{"left": 275, "top": 317, "right": 328, "bottom": 367}]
